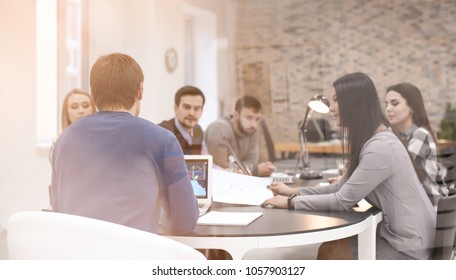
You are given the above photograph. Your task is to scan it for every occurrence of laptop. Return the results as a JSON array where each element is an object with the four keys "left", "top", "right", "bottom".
[{"left": 184, "top": 155, "right": 213, "bottom": 216}]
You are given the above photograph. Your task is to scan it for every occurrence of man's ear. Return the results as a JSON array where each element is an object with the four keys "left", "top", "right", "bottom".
[
  {"left": 231, "top": 111, "right": 241, "bottom": 132},
  {"left": 137, "top": 82, "right": 144, "bottom": 100},
  {"left": 173, "top": 104, "right": 178, "bottom": 113},
  {"left": 232, "top": 111, "right": 239, "bottom": 121}
]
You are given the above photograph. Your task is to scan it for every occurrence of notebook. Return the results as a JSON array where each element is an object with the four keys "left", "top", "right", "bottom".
[{"left": 184, "top": 155, "right": 213, "bottom": 216}]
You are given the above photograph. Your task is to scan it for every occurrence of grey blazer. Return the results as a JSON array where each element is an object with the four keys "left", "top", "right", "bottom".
[{"left": 294, "top": 130, "right": 436, "bottom": 260}]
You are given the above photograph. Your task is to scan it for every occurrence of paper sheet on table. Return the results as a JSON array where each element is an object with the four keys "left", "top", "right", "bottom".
[{"left": 212, "top": 168, "right": 273, "bottom": 205}]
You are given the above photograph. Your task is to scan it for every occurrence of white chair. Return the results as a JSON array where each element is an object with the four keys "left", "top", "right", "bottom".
[{"left": 7, "top": 211, "right": 206, "bottom": 260}]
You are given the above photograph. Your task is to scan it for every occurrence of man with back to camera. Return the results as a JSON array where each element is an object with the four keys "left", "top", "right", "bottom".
[
  {"left": 205, "top": 95, "right": 276, "bottom": 177},
  {"left": 51, "top": 53, "right": 199, "bottom": 234},
  {"left": 159, "top": 86, "right": 208, "bottom": 155}
]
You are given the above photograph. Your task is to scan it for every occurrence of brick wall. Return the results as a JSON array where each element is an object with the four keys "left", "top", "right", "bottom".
[{"left": 235, "top": 0, "right": 456, "bottom": 147}]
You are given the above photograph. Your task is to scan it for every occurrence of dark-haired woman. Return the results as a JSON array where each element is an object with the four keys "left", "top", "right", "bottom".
[
  {"left": 385, "top": 83, "right": 448, "bottom": 209},
  {"left": 262, "top": 73, "right": 436, "bottom": 260}
]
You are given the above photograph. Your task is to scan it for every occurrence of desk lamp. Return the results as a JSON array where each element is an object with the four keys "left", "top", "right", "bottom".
[{"left": 295, "top": 94, "right": 330, "bottom": 179}]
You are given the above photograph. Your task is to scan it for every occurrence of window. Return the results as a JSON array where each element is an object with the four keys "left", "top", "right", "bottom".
[
  {"left": 184, "top": 16, "right": 195, "bottom": 85},
  {"left": 36, "top": 0, "right": 88, "bottom": 147}
]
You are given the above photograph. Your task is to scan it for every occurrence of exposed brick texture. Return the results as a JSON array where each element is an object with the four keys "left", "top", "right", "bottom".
[{"left": 235, "top": 0, "right": 456, "bottom": 149}]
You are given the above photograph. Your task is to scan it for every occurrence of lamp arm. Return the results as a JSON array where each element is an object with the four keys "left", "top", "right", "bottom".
[
  {"left": 294, "top": 95, "right": 328, "bottom": 180},
  {"left": 299, "top": 106, "right": 313, "bottom": 133},
  {"left": 298, "top": 128, "right": 310, "bottom": 169},
  {"left": 298, "top": 106, "right": 313, "bottom": 171}
]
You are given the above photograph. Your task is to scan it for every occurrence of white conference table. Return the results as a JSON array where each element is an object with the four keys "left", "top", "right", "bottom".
[
  {"left": 164, "top": 158, "right": 382, "bottom": 260},
  {"left": 163, "top": 202, "right": 382, "bottom": 260}
]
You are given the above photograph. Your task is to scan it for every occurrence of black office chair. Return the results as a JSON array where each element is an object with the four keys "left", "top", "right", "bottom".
[
  {"left": 304, "top": 118, "right": 332, "bottom": 143},
  {"left": 433, "top": 193, "right": 456, "bottom": 260},
  {"left": 260, "top": 119, "right": 276, "bottom": 162}
]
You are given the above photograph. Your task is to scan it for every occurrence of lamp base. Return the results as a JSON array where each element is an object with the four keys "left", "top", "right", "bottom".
[{"left": 299, "top": 172, "right": 323, "bottom": 180}]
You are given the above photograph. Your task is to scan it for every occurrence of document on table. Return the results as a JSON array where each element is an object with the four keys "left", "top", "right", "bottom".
[
  {"left": 197, "top": 211, "right": 263, "bottom": 226},
  {"left": 212, "top": 168, "right": 273, "bottom": 206}
]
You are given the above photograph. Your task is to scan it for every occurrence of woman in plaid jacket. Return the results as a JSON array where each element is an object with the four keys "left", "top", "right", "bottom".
[{"left": 385, "top": 82, "right": 448, "bottom": 209}]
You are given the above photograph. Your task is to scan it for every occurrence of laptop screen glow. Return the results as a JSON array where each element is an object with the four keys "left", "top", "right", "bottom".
[{"left": 184, "top": 155, "right": 212, "bottom": 200}]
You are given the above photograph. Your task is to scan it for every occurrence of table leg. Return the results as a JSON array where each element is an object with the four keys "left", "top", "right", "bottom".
[
  {"left": 357, "top": 213, "right": 382, "bottom": 260},
  {"left": 167, "top": 236, "right": 258, "bottom": 260}
]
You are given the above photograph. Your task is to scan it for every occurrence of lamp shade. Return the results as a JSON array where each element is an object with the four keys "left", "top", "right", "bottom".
[{"left": 308, "top": 94, "right": 330, "bottom": 113}]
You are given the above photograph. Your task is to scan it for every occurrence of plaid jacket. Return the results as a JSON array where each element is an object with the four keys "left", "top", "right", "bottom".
[{"left": 402, "top": 125, "right": 449, "bottom": 208}]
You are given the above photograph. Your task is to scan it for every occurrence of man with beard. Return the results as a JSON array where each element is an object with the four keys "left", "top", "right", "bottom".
[
  {"left": 206, "top": 95, "right": 276, "bottom": 177},
  {"left": 159, "top": 86, "right": 207, "bottom": 155}
]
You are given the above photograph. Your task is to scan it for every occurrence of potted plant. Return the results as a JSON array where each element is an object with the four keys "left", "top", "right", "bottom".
[{"left": 438, "top": 103, "right": 456, "bottom": 141}]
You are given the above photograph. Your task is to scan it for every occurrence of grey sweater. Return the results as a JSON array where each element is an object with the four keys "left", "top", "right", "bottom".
[
  {"left": 205, "top": 115, "right": 259, "bottom": 171},
  {"left": 295, "top": 130, "right": 436, "bottom": 260}
]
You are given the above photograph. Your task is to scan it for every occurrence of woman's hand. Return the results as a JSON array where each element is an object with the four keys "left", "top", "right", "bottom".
[
  {"left": 261, "top": 195, "right": 288, "bottom": 209},
  {"left": 327, "top": 175, "right": 342, "bottom": 184},
  {"left": 267, "top": 182, "right": 299, "bottom": 196}
]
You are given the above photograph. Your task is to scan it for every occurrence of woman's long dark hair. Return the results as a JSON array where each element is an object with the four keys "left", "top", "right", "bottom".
[
  {"left": 385, "top": 83, "right": 438, "bottom": 146},
  {"left": 334, "top": 72, "right": 389, "bottom": 178},
  {"left": 386, "top": 82, "right": 439, "bottom": 182}
]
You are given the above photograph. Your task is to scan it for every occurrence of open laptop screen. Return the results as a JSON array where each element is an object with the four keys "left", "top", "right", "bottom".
[{"left": 184, "top": 156, "right": 210, "bottom": 199}]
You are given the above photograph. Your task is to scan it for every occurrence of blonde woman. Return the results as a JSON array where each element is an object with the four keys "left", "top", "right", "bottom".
[{"left": 61, "top": 88, "right": 96, "bottom": 130}]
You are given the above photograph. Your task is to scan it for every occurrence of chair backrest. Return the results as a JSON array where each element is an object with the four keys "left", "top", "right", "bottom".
[
  {"left": 7, "top": 211, "right": 206, "bottom": 260},
  {"left": 260, "top": 119, "right": 276, "bottom": 162},
  {"left": 305, "top": 118, "right": 332, "bottom": 143},
  {"left": 433, "top": 194, "right": 456, "bottom": 260}
]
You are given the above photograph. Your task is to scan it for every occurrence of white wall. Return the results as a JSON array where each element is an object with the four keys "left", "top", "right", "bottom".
[
  {"left": 0, "top": 0, "right": 236, "bottom": 259},
  {"left": 186, "top": 0, "right": 238, "bottom": 117},
  {"left": 87, "top": 0, "right": 237, "bottom": 123},
  {"left": 0, "top": 0, "right": 50, "bottom": 259},
  {"left": 88, "top": 0, "right": 181, "bottom": 123}
]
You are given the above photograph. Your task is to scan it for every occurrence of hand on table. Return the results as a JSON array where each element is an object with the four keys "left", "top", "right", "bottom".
[
  {"left": 267, "top": 182, "right": 299, "bottom": 196},
  {"left": 261, "top": 195, "right": 288, "bottom": 209},
  {"left": 327, "top": 175, "right": 342, "bottom": 184},
  {"left": 258, "top": 161, "right": 277, "bottom": 177}
]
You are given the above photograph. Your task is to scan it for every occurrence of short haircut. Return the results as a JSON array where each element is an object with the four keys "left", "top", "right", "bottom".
[
  {"left": 175, "top": 86, "right": 205, "bottom": 106},
  {"left": 234, "top": 95, "right": 262, "bottom": 113},
  {"left": 90, "top": 53, "right": 144, "bottom": 111}
]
